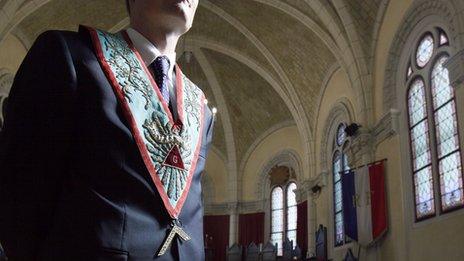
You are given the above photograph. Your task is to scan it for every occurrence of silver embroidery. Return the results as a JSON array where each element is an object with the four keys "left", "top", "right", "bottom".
[
  {"left": 182, "top": 75, "right": 202, "bottom": 130},
  {"left": 100, "top": 32, "right": 153, "bottom": 109},
  {"left": 97, "top": 30, "right": 205, "bottom": 203}
]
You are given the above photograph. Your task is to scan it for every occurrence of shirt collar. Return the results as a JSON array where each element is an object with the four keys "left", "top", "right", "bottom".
[{"left": 126, "top": 27, "right": 176, "bottom": 77}]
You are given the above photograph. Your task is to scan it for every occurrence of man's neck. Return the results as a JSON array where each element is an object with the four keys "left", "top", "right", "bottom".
[{"left": 129, "top": 23, "right": 180, "bottom": 55}]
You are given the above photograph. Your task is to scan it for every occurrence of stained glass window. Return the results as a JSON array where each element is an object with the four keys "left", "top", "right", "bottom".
[
  {"left": 336, "top": 124, "right": 346, "bottom": 146},
  {"left": 431, "top": 55, "right": 464, "bottom": 211},
  {"left": 439, "top": 32, "right": 449, "bottom": 46},
  {"left": 416, "top": 34, "right": 434, "bottom": 68},
  {"left": 270, "top": 180, "right": 298, "bottom": 256},
  {"left": 333, "top": 153, "right": 344, "bottom": 246},
  {"left": 286, "top": 182, "right": 297, "bottom": 246},
  {"left": 271, "top": 186, "right": 284, "bottom": 255},
  {"left": 408, "top": 78, "right": 435, "bottom": 219},
  {"left": 406, "top": 28, "right": 463, "bottom": 221},
  {"left": 332, "top": 122, "right": 350, "bottom": 246},
  {"left": 407, "top": 65, "right": 413, "bottom": 79}
]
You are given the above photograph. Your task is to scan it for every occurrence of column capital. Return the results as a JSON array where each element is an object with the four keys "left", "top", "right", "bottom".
[
  {"left": 295, "top": 172, "right": 328, "bottom": 202},
  {"left": 227, "top": 202, "right": 239, "bottom": 214},
  {"left": 445, "top": 49, "right": 464, "bottom": 89},
  {"left": 348, "top": 127, "right": 374, "bottom": 165}
]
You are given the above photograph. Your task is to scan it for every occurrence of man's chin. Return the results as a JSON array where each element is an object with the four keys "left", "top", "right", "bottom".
[
  {"left": 160, "top": 2, "right": 195, "bottom": 34},
  {"left": 159, "top": 15, "right": 190, "bottom": 35}
]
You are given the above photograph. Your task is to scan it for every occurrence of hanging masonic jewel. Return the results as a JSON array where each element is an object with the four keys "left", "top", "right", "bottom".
[{"left": 158, "top": 220, "right": 191, "bottom": 256}]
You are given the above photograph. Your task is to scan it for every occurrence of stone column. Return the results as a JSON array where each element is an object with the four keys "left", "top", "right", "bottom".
[
  {"left": 228, "top": 202, "right": 239, "bottom": 246},
  {"left": 295, "top": 180, "right": 312, "bottom": 256},
  {"left": 297, "top": 172, "right": 327, "bottom": 258},
  {"left": 307, "top": 190, "right": 317, "bottom": 258}
]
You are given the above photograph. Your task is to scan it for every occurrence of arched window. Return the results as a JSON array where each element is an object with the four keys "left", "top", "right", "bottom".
[
  {"left": 333, "top": 123, "right": 350, "bottom": 246},
  {"left": 271, "top": 186, "right": 284, "bottom": 254},
  {"left": 406, "top": 28, "right": 464, "bottom": 221},
  {"left": 286, "top": 182, "right": 297, "bottom": 245},
  {"left": 270, "top": 180, "right": 298, "bottom": 256}
]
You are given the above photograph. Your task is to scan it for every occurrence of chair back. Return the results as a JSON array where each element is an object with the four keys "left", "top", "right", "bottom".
[
  {"left": 227, "top": 243, "right": 243, "bottom": 261},
  {"left": 262, "top": 241, "right": 277, "bottom": 261}
]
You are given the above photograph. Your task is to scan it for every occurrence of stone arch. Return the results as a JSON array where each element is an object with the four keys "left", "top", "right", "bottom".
[
  {"left": 238, "top": 120, "right": 296, "bottom": 198},
  {"left": 200, "top": 1, "right": 314, "bottom": 179},
  {"left": 314, "top": 62, "right": 342, "bottom": 127},
  {"left": 0, "top": 68, "right": 14, "bottom": 129},
  {"left": 383, "top": 0, "right": 464, "bottom": 113},
  {"left": 255, "top": 149, "right": 303, "bottom": 203},
  {"left": 0, "top": 0, "right": 49, "bottom": 43},
  {"left": 183, "top": 36, "right": 311, "bottom": 155},
  {"left": 319, "top": 98, "right": 355, "bottom": 172},
  {"left": 302, "top": 0, "right": 371, "bottom": 128},
  {"left": 185, "top": 37, "right": 310, "bottom": 202},
  {"left": 370, "top": 0, "right": 391, "bottom": 65},
  {"left": 190, "top": 48, "right": 238, "bottom": 203},
  {"left": 185, "top": 37, "right": 311, "bottom": 203}
]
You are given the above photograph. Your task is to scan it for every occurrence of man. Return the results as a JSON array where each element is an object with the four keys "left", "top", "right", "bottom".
[{"left": 0, "top": 0, "right": 213, "bottom": 260}]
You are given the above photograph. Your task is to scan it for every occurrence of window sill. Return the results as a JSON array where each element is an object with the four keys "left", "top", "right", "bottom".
[{"left": 412, "top": 206, "right": 464, "bottom": 229}]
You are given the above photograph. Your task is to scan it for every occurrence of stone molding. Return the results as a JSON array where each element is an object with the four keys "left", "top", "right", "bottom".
[
  {"left": 204, "top": 200, "right": 265, "bottom": 215},
  {"left": 348, "top": 109, "right": 400, "bottom": 164},
  {"left": 372, "top": 109, "right": 400, "bottom": 146},
  {"left": 445, "top": 49, "right": 464, "bottom": 88}
]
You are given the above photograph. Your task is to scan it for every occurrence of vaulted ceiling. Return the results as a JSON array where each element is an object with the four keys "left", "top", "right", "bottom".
[{"left": 2, "top": 0, "right": 386, "bottom": 169}]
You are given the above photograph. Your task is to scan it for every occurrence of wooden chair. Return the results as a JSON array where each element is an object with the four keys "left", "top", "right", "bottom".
[
  {"left": 226, "top": 243, "right": 242, "bottom": 261},
  {"left": 282, "top": 238, "right": 293, "bottom": 261},
  {"left": 0, "top": 243, "right": 6, "bottom": 261},
  {"left": 292, "top": 245, "right": 302, "bottom": 260},
  {"left": 261, "top": 241, "right": 277, "bottom": 261},
  {"left": 343, "top": 249, "right": 357, "bottom": 261},
  {"left": 245, "top": 242, "right": 260, "bottom": 261},
  {"left": 315, "top": 225, "right": 328, "bottom": 261}
]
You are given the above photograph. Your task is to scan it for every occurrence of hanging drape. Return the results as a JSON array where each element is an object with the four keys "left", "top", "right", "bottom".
[
  {"left": 204, "top": 215, "right": 230, "bottom": 261},
  {"left": 296, "top": 200, "right": 308, "bottom": 257},
  {"left": 238, "top": 212, "right": 265, "bottom": 246}
]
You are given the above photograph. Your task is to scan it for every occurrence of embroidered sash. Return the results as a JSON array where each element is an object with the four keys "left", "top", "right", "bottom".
[{"left": 86, "top": 26, "right": 205, "bottom": 219}]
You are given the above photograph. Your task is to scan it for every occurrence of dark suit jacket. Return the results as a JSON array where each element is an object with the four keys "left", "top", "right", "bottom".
[{"left": 0, "top": 26, "right": 214, "bottom": 261}]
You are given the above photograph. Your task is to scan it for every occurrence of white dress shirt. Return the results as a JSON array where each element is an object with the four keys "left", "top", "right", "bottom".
[{"left": 126, "top": 27, "right": 178, "bottom": 120}]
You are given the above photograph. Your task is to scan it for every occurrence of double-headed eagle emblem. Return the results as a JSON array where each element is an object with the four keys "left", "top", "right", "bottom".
[{"left": 143, "top": 112, "right": 192, "bottom": 202}]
